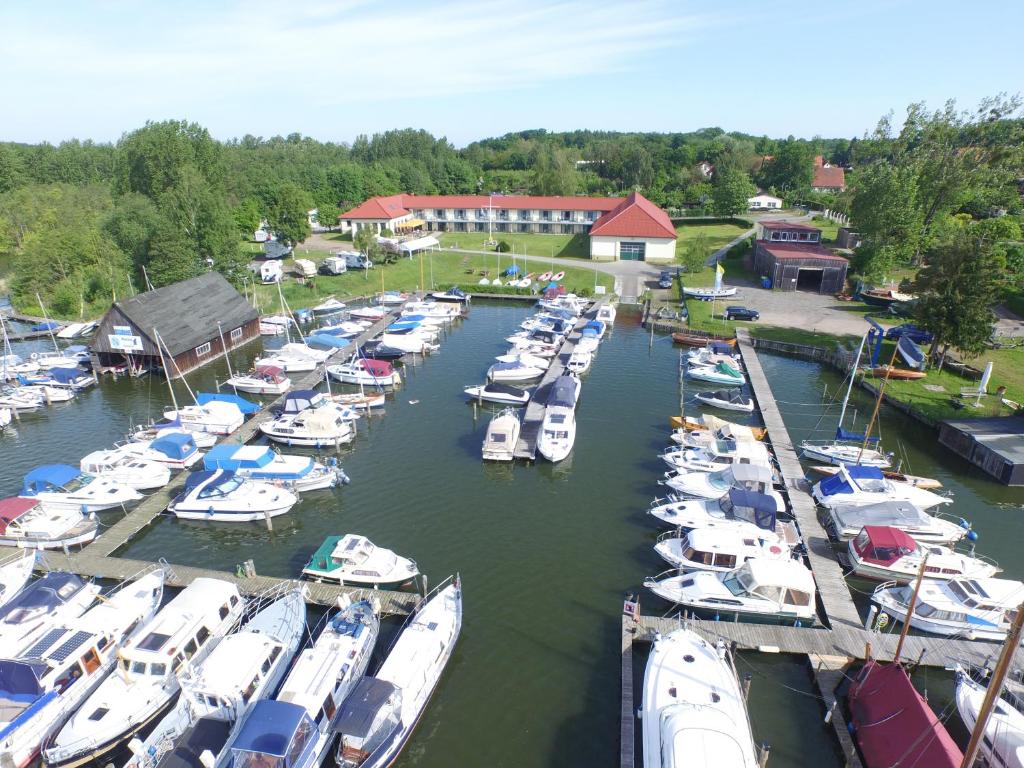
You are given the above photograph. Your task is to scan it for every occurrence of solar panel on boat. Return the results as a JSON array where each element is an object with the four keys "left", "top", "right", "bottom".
[
  {"left": 23, "top": 627, "right": 67, "bottom": 659},
  {"left": 49, "top": 630, "right": 92, "bottom": 662}
]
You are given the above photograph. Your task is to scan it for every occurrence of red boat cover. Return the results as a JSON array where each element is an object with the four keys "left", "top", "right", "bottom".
[
  {"left": 848, "top": 661, "right": 962, "bottom": 768},
  {"left": 361, "top": 359, "right": 393, "bottom": 377},
  {"left": 855, "top": 525, "right": 918, "bottom": 565},
  {"left": 255, "top": 364, "right": 285, "bottom": 381},
  {"left": 0, "top": 497, "right": 38, "bottom": 534}
]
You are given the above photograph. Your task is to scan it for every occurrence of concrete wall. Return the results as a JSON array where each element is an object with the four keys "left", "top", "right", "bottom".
[
  {"left": 588, "top": 236, "right": 676, "bottom": 263},
  {"left": 589, "top": 236, "right": 618, "bottom": 261}
]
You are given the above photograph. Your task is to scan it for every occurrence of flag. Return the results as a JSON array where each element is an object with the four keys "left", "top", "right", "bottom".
[{"left": 714, "top": 261, "right": 724, "bottom": 291}]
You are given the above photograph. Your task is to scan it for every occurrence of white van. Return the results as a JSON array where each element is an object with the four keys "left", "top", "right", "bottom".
[
  {"left": 260, "top": 260, "right": 283, "bottom": 283},
  {"left": 338, "top": 250, "right": 373, "bottom": 269}
]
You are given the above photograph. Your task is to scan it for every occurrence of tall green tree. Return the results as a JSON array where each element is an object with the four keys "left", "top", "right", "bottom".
[
  {"left": 676, "top": 231, "right": 709, "bottom": 273},
  {"left": 115, "top": 120, "right": 223, "bottom": 199},
  {"left": 711, "top": 168, "right": 756, "bottom": 215},
  {"left": 145, "top": 218, "right": 202, "bottom": 288},
  {"left": 530, "top": 146, "right": 577, "bottom": 196},
  {"left": 849, "top": 163, "right": 921, "bottom": 280},
  {"left": 758, "top": 141, "right": 814, "bottom": 193},
  {"left": 265, "top": 182, "right": 313, "bottom": 244}
]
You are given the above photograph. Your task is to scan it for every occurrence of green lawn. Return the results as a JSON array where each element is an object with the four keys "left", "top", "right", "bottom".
[
  {"left": 807, "top": 215, "right": 840, "bottom": 244},
  {"left": 751, "top": 326, "right": 861, "bottom": 348},
  {"left": 674, "top": 222, "right": 751, "bottom": 262},
  {"left": 248, "top": 251, "right": 612, "bottom": 314},
  {"left": 437, "top": 232, "right": 589, "bottom": 259}
]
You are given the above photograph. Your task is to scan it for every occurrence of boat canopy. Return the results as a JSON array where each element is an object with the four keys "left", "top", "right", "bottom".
[
  {"left": 728, "top": 464, "right": 773, "bottom": 484},
  {"left": 301, "top": 410, "right": 345, "bottom": 435},
  {"left": 307, "top": 333, "right": 353, "bottom": 348},
  {"left": 715, "top": 361, "right": 742, "bottom": 377},
  {"left": 31, "top": 321, "right": 59, "bottom": 332},
  {"left": 584, "top": 320, "right": 605, "bottom": 333},
  {"left": 254, "top": 364, "right": 286, "bottom": 381},
  {"left": 49, "top": 367, "right": 85, "bottom": 383},
  {"left": 281, "top": 390, "right": 323, "bottom": 415},
  {"left": 334, "top": 677, "right": 400, "bottom": 737},
  {"left": 0, "top": 497, "right": 38, "bottom": 532},
  {"left": 196, "top": 392, "right": 260, "bottom": 414},
  {"left": 484, "top": 382, "right": 527, "bottom": 396},
  {"left": 853, "top": 526, "right": 918, "bottom": 564},
  {"left": 231, "top": 699, "right": 309, "bottom": 759},
  {"left": 834, "top": 427, "right": 880, "bottom": 443},
  {"left": 0, "top": 572, "right": 89, "bottom": 619},
  {"left": 22, "top": 464, "right": 81, "bottom": 495},
  {"left": 710, "top": 342, "right": 734, "bottom": 355},
  {"left": 738, "top": 558, "right": 815, "bottom": 595},
  {"left": 727, "top": 488, "right": 778, "bottom": 531},
  {"left": 547, "top": 375, "right": 578, "bottom": 408},
  {"left": 204, "top": 445, "right": 273, "bottom": 471},
  {"left": 151, "top": 433, "right": 198, "bottom": 460},
  {"left": 832, "top": 501, "right": 934, "bottom": 529},
  {"left": 818, "top": 465, "right": 885, "bottom": 496},
  {"left": 360, "top": 358, "right": 394, "bottom": 377},
  {"left": 0, "top": 659, "right": 47, "bottom": 698}
]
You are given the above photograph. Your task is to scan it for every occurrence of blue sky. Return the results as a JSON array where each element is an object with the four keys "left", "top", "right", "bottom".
[{"left": 2, "top": 0, "right": 1021, "bottom": 146}]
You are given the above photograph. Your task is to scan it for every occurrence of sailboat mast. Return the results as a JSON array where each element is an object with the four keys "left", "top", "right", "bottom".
[
  {"left": 836, "top": 333, "right": 867, "bottom": 433},
  {"left": 158, "top": 333, "right": 198, "bottom": 405},
  {"left": 35, "top": 292, "right": 60, "bottom": 353},
  {"left": 0, "top": 315, "right": 11, "bottom": 381},
  {"left": 217, "top": 322, "right": 234, "bottom": 379},
  {"left": 856, "top": 343, "right": 900, "bottom": 463},
  {"left": 276, "top": 281, "right": 291, "bottom": 344},
  {"left": 153, "top": 328, "right": 180, "bottom": 413}
]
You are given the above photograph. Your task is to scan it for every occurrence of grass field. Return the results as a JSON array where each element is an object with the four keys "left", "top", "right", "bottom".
[
  {"left": 437, "top": 232, "right": 589, "bottom": 259},
  {"left": 807, "top": 215, "right": 840, "bottom": 244},
  {"left": 674, "top": 222, "right": 751, "bottom": 262}
]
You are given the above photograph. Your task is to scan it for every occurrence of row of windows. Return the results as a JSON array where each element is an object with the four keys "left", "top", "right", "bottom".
[
  {"left": 418, "top": 209, "right": 600, "bottom": 222},
  {"left": 195, "top": 327, "right": 244, "bottom": 357},
  {"left": 767, "top": 231, "right": 819, "bottom": 242},
  {"left": 443, "top": 222, "right": 583, "bottom": 234}
]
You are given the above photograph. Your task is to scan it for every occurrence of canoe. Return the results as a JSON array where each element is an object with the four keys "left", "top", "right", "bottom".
[
  {"left": 672, "top": 333, "right": 735, "bottom": 347},
  {"left": 1002, "top": 397, "right": 1021, "bottom": 411},
  {"left": 808, "top": 464, "right": 942, "bottom": 489},
  {"left": 870, "top": 366, "right": 926, "bottom": 380},
  {"left": 552, "top": 271, "right": 565, "bottom": 281},
  {"left": 539, "top": 272, "right": 552, "bottom": 281}
]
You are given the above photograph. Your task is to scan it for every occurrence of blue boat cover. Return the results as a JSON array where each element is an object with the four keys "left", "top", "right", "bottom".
[
  {"left": 503, "top": 265, "right": 521, "bottom": 276},
  {"left": 49, "top": 368, "right": 84, "bottom": 384},
  {"left": 728, "top": 488, "right": 778, "bottom": 531},
  {"left": 281, "top": 390, "right": 321, "bottom": 415},
  {"left": 848, "top": 465, "right": 885, "bottom": 480},
  {"left": 0, "top": 660, "right": 46, "bottom": 699},
  {"left": 817, "top": 465, "right": 884, "bottom": 497},
  {"left": 581, "top": 328, "right": 598, "bottom": 338},
  {"left": 150, "top": 433, "right": 198, "bottom": 461},
  {"left": 196, "top": 392, "right": 259, "bottom": 414},
  {"left": 835, "top": 428, "right": 880, "bottom": 443},
  {"left": 31, "top": 321, "right": 59, "bottom": 332},
  {"left": 387, "top": 321, "right": 419, "bottom": 331},
  {"left": 22, "top": 464, "right": 80, "bottom": 495},
  {"left": 710, "top": 342, "right": 733, "bottom": 355},
  {"left": 307, "top": 333, "right": 352, "bottom": 348},
  {"left": 584, "top": 320, "right": 605, "bottom": 333},
  {"left": 547, "top": 375, "right": 577, "bottom": 408},
  {"left": 203, "top": 445, "right": 272, "bottom": 471},
  {"left": 334, "top": 677, "right": 400, "bottom": 737},
  {"left": 181, "top": 469, "right": 236, "bottom": 495},
  {"left": 64, "top": 345, "right": 88, "bottom": 354},
  {"left": 231, "top": 700, "right": 308, "bottom": 758}
]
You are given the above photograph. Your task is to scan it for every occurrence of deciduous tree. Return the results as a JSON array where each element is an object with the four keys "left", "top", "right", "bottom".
[{"left": 711, "top": 168, "right": 756, "bottom": 216}]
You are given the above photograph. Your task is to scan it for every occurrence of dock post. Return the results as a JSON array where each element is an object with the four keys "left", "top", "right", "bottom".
[
  {"left": 758, "top": 743, "right": 771, "bottom": 768},
  {"left": 264, "top": 509, "right": 273, "bottom": 532},
  {"left": 742, "top": 672, "right": 752, "bottom": 701}
]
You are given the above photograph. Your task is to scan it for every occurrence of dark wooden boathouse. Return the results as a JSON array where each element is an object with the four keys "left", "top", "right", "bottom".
[
  {"left": 938, "top": 416, "right": 1024, "bottom": 486},
  {"left": 89, "top": 272, "right": 260, "bottom": 378},
  {"left": 753, "top": 221, "right": 849, "bottom": 293}
]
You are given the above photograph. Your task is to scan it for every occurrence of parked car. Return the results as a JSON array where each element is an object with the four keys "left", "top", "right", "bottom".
[
  {"left": 658, "top": 270, "right": 675, "bottom": 289},
  {"left": 724, "top": 305, "right": 759, "bottom": 321}
]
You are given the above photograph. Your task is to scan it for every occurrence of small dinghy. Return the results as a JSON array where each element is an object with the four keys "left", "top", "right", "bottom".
[
  {"left": 682, "top": 285, "right": 738, "bottom": 300},
  {"left": 694, "top": 389, "right": 754, "bottom": 412},
  {"left": 464, "top": 382, "right": 531, "bottom": 406},
  {"left": 302, "top": 534, "right": 419, "bottom": 588},
  {"left": 482, "top": 408, "right": 520, "bottom": 461},
  {"left": 870, "top": 365, "right": 926, "bottom": 380}
]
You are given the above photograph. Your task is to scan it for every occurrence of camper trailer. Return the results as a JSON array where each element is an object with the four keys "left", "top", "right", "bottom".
[
  {"left": 339, "top": 250, "right": 373, "bottom": 269},
  {"left": 319, "top": 256, "right": 348, "bottom": 275},
  {"left": 260, "top": 260, "right": 283, "bottom": 283},
  {"left": 292, "top": 259, "right": 316, "bottom": 278}
]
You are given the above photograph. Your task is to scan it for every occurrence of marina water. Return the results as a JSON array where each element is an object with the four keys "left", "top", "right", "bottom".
[{"left": 1, "top": 301, "right": 1020, "bottom": 767}]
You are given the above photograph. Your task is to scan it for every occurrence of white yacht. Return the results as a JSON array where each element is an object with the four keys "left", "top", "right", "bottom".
[
  {"left": 660, "top": 440, "right": 771, "bottom": 474},
  {"left": 327, "top": 358, "right": 402, "bottom": 388},
  {"left": 487, "top": 360, "right": 545, "bottom": 382},
  {"left": 0, "top": 406, "right": 10, "bottom": 429},
  {"left": 823, "top": 500, "right": 970, "bottom": 545},
  {"left": 168, "top": 469, "right": 299, "bottom": 523},
  {"left": 224, "top": 365, "right": 291, "bottom": 395},
  {"left": 129, "top": 419, "right": 217, "bottom": 449},
  {"left": 871, "top": 577, "right": 1024, "bottom": 641},
  {"left": 125, "top": 587, "right": 307, "bottom": 768},
  {"left": 19, "top": 464, "right": 143, "bottom": 513},
  {"left": 955, "top": 669, "right": 1024, "bottom": 768},
  {"left": 302, "top": 534, "right": 419, "bottom": 588},
  {"left": 21, "top": 384, "right": 76, "bottom": 403},
  {"left": 537, "top": 375, "right": 579, "bottom": 463},
  {"left": 79, "top": 449, "right": 171, "bottom": 490},
  {"left": 0, "top": 497, "right": 98, "bottom": 549},
  {"left": 0, "top": 550, "right": 35, "bottom": 609},
  {"left": 43, "top": 579, "right": 245, "bottom": 768},
  {"left": 800, "top": 440, "right": 892, "bottom": 468},
  {"left": 812, "top": 463, "right": 950, "bottom": 511},
  {"left": 0, "top": 572, "right": 100, "bottom": 659},
  {"left": 203, "top": 445, "right": 349, "bottom": 492},
  {"left": 463, "top": 382, "right": 531, "bottom": 406},
  {"left": 0, "top": 569, "right": 164, "bottom": 768},
  {"left": 595, "top": 303, "right": 616, "bottom": 324},
  {"left": 162, "top": 400, "right": 245, "bottom": 435},
  {"left": 654, "top": 528, "right": 794, "bottom": 573},
  {"left": 662, "top": 463, "right": 776, "bottom": 499},
  {"left": 312, "top": 297, "right": 347, "bottom": 315},
  {"left": 646, "top": 489, "right": 800, "bottom": 548},
  {"left": 645, "top": 559, "right": 817, "bottom": 625},
  {"left": 334, "top": 578, "right": 462, "bottom": 768},
  {"left": 379, "top": 332, "right": 435, "bottom": 355},
  {"left": 642, "top": 628, "right": 758, "bottom": 768},
  {"left": 251, "top": 351, "right": 317, "bottom": 374},
  {"left": 0, "top": 385, "right": 44, "bottom": 411},
  {"left": 259, "top": 408, "right": 356, "bottom": 448},
  {"left": 119, "top": 432, "right": 204, "bottom": 471},
  {"left": 277, "top": 342, "right": 334, "bottom": 364},
  {"left": 225, "top": 598, "right": 380, "bottom": 768},
  {"left": 482, "top": 408, "right": 521, "bottom": 462},
  {"left": 846, "top": 525, "right": 999, "bottom": 582},
  {"left": 565, "top": 348, "right": 592, "bottom": 374}
]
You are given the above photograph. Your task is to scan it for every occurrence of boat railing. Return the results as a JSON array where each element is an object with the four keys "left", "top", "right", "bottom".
[
  {"left": 655, "top": 529, "right": 685, "bottom": 544},
  {"left": 240, "top": 579, "right": 308, "bottom": 623},
  {"left": 375, "top": 573, "right": 459, "bottom": 660},
  {"left": 644, "top": 568, "right": 683, "bottom": 586}
]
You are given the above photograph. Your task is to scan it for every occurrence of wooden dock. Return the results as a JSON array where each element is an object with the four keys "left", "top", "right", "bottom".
[{"left": 513, "top": 297, "right": 608, "bottom": 460}]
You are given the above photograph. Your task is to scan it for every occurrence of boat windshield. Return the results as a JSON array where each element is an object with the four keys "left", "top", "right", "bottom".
[
  {"left": 233, "top": 752, "right": 284, "bottom": 768},
  {"left": 722, "top": 573, "right": 747, "bottom": 596},
  {"left": 718, "top": 496, "right": 735, "bottom": 515},
  {"left": 198, "top": 475, "right": 244, "bottom": 498},
  {"left": 708, "top": 471, "right": 729, "bottom": 491}
]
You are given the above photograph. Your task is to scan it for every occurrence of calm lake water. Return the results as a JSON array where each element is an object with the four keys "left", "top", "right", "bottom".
[{"left": 1, "top": 301, "right": 1020, "bottom": 766}]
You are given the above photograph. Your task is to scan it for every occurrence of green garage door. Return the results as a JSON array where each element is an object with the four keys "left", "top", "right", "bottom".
[{"left": 620, "top": 242, "right": 646, "bottom": 261}]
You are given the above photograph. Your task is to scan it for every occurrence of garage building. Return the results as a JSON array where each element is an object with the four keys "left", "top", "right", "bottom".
[{"left": 753, "top": 221, "right": 849, "bottom": 293}]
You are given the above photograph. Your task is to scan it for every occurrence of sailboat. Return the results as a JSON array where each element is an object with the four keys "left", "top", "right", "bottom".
[{"left": 154, "top": 329, "right": 244, "bottom": 435}]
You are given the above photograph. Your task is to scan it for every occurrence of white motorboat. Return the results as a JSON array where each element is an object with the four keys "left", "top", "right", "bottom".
[
  {"left": 682, "top": 285, "right": 738, "bottom": 299},
  {"left": 125, "top": 586, "right": 307, "bottom": 768},
  {"left": 670, "top": 419, "right": 760, "bottom": 447},
  {"left": 260, "top": 314, "right": 292, "bottom": 335},
  {"left": 660, "top": 440, "right": 771, "bottom": 474},
  {"left": 32, "top": 367, "right": 96, "bottom": 390},
  {"left": 565, "top": 348, "right": 592, "bottom": 374},
  {"left": 687, "top": 361, "right": 746, "bottom": 387},
  {"left": 334, "top": 578, "right": 462, "bottom": 768},
  {"left": 847, "top": 525, "right": 999, "bottom": 582},
  {"left": 168, "top": 469, "right": 299, "bottom": 522},
  {"left": 871, "top": 577, "right": 1024, "bottom": 641},
  {"left": 79, "top": 449, "right": 171, "bottom": 490},
  {"left": 430, "top": 286, "right": 470, "bottom": 303},
  {"left": 378, "top": 290, "right": 410, "bottom": 305},
  {"left": 20, "top": 384, "right": 76, "bottom": 403},
  {"left": 494, "top": 352, "right": 549, "bottom": 370},
  {"left": 329, "top": 391, "right": 386, "bottom": 410},
  {"left": 129, "top": 417, "right": 218, "bottom": 448},
  {"left": 328, "top": 358, "right": 402, "bottom": 388},
  {"left": 163, "top": 400, "right": 245, "bottom": 435},
  {"left": 30, "top": 352, "right": 87, "bottom": 370},
  {"left": 225, "top": 365, "right": 291, "bottom": 395},
  {"left": 662, "top": 462, "right": 776, "bottom": 499},
  {"left": 120, "top": 432, "right": 204, "bottom": 470},
  {"left": 43, "top": 579, "right": 245, "bottom": 768},
  {"left": 401, "top": 300, "right": 461, "bottom": 320},
  {"left": 694, "top": 389, "right": 754, "bottom": 412},
  {"left": 0, "top": 569, "right": 164, "bottom": 768},
  {"left": 823, "top": 500, "right": 971, "bottom": 545},
  {"left": 464, "top": 382, "right": 532, "bottom": 406},
  {"left": 379, "top": 332, "right": 434, "bottom": 355},
  {"left": 0, "top": 385, "right": 44, "bottom": 410},
  {"left": 536, "top": 375, "right": 578, "bottom": 463},
  {"left": 251, "top": 351, "right": 318, "bottom": 373},
  {"left": 0, "top": 572, "right": 101, "bottom": 659},
  {"left": 55, "top": 322, "right": 97, "bottom": 339},
  {"left": 278, "top": 388, "right": 360, "bottom": 421},
  {"left": 349, "top": 306, "right": 388, "bottom": 321},
  {"left": 955, "top": 669, "right": 1024, "bottom": 768},
  {"left": 646, "top": 489, "right": 800, "bottom": 547},
  {"left": 227, "top": 598, "right": 380, "bottom": 768},
  {"left": 0, "top": 497, "right": 98, "bottom": 550},
  {"left": 20, "top": 464, "right": 143, "bottom": 513},
  {"left": 487, "top": 360, "right": 545, "bottom": 382},
  {"left": 574, "top": 335, "right": 599, "bottom": 354},
  {"left": 800, "top": 440, "right": 892, "bottom": 468},
  {"left": 641, "top": 628, "right": 758, "bottom": 768},
  {"left": 645, "top": 558, "right": 817, "bottom": 624},
  {"left": 482, "top": 408, "right": 521, "bottom": 461},
  {"left": 537, "top": 294, "right": 588, "bottom": 314},
  {"left": 654, "top": 527, "right": 794, "bottom": 573},
  {"left": 811, "top": 463, "right": 951, "bottom": 511},
  {"left": 204, "top": 444, "right": 349, "bottom": 492},
  {"left": 0, "top": 406, "right": 10, "bottom": 429},
  {"left": 280, "top": 341, "right": 334, "bottom": 362},
  {"left": 0, "top": 551, "right": 35, "bottom": 609},
  {"left": 302, "top": 534, "right": 419, "bottom": 588},
  {"left": 260, "top": 408, "right": 356, "bottom": 447},
  {"left": 312, "top": 297, "right": 347, "bottom": 315}
]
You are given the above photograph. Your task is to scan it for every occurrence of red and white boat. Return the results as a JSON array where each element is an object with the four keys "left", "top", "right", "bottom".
[{"left": 847, "top": 525, "right": 999, "bottom": 582}]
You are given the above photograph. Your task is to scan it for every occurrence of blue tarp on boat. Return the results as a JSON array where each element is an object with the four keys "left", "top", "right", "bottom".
[
  {"left": 30, "top": 321, "right": 59, "bottom": 332},
  {"left": 49, "top": 368, "right": 84, "bottom": 384},
  {"left": 150, "top": 433, "right": 199, "bottom": 461},
  {"left": 22, "top": 464, "right": 81, "bottom": 495},
  {"left": 835, "top": 428, "right": 881, "bottom": 443},
  {"left": 307, "top": 334, "right": 352, "bottom": 348},
  {"left": 896, "top": 335, "right": 927, "bottom": 371},
  {"left": 196, "top": 392, "right": 260, "bottom": 414},
  {"left": 232, "top": 699, "right": 308, "bottom": 758}
]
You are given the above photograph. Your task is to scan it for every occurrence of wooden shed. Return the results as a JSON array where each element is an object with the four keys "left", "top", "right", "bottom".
[
  {"left": 89, "top": 272, "right": 260, "bottom": 378},
  {"left": 938, "top": 416, "right": 1024, "bottom": 486}
]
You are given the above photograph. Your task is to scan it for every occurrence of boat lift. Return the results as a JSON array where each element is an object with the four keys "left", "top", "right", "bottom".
[{"left": 865, "top": 315, "right": 886, "bottom": 367}]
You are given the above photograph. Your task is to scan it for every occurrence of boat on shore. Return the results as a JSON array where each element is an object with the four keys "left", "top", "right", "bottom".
[
  {"left": 682, "top": 285, "right": 738, "bottom": 300},
  {"left": 897, "top": 333, "right": 927, "bottom": 370},
  {"left": 869, "top": 365, "right": 926, "bottom": 380}
]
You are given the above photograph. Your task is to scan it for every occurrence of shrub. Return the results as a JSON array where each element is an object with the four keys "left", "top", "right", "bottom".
[{"left": 495, "top": 240, "right": 511, "bottom": 253}]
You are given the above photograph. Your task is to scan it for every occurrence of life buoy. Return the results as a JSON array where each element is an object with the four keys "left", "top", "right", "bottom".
[{"left": 30, "top": 353, "right": 39, "bottom": 360}]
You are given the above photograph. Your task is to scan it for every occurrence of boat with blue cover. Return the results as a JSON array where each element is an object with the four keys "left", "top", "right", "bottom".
[
  {"left": 19, "top": 464, "right": 142, "bottom": 513},
  {"left": 811, "top": 463, "right": 950, "bottom": 511},
  {"left": 167, "top": 469, "right": 298, "bottom": 522},
  {"left": 121, "top": 432, "right": 203, "bottom": 471},
  {"left": 429, "top": 286, "right": 470, "bottom": 303},
  {"left": 203, "top": 445, "right": 349, "bottom": 492},
  {"left": 195, "top": 391, "right": 261, "bottom": 415},
  {"left": 896, "top": 333, "right": 927, "bottom": 370}
]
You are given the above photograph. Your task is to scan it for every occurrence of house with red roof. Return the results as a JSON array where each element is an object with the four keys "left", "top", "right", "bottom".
[
  {"left": 811, "top": 155, "right": 846, "bottom": 193},
  {"left": 339, "top": 191, "right": 677, "bottom": 262},
  {"left": 753, "top": 221, "right": 849, "bottom": 293}
]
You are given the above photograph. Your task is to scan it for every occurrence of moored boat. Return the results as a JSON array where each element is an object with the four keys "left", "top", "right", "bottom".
[
  {"left": 0, "top": 572, "right": 101, "bottom": 659},
  {"left": 224, "top": 365, "right": 291, "bottom": 395},
  {"left": 79, "top": 449, "right": 171, "bottom": 490},
  {"left": 203, "top": 445, "right": 349, "bottom": 492},
  {"left": 955, "top": 668, "right": 1024, "bottom": 768},
  {"left": 847, "top": 525, "right": 999, "bottom": 582},
  {"left": 302, "top": 534, "right": 419, "bottom": 588},
  {"left": 808, "top": 463, "right": 942, "bottom": 489},
  {"left": 687, "top": 361, "right": 746, "bottom": 387},
  {"left": 654, "top": 527, "right": 793, "bottom": 573},
  {"left": 823, "top": 500, "right": 971, "bottom": 545},
  {"left": 0, "top": 550, "right": 35, "bottom": 610},
  {"left": 20, "top": 464, "right": 142, "bottom": 513},
  {"left": 167, "top": 469, "right": 299, "bottom": 522},
  {"left": 694, "top": 389, "right": 754, "bottom": 412},
  {"left": 811, "top": 463, "right": 951, "bottom": 511},
  {"left": 260, "top": 408, "right": 355, "bottom": 448},
  {"left": 464, "top": 382, "right": 532, "bottom": 406},
  {"left": 0, "top": 497, "right": 98, "bottom": 550},
  {"left": 482, "top": 408, "right": 520, "bottom": 461}
]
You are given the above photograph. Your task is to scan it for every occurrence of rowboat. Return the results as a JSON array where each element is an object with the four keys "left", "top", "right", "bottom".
[
  {"left": 807, "top": 464, "right": 942, "bottom": 489},
  {"left": 870, "top": 365, "right": 926, "bottom": 380},
  {"left": 669, "top": 414, "right": 767, "bottom": 440},
  {"left": 672, "top": 333, "right": 735, "bottom": 347}
]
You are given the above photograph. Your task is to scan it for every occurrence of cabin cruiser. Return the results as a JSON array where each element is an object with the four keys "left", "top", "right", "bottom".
[
  {"left": 694, "top": 389, "right": 755, "bottom": 413},
  {"left": 670, "top": 413, "right": 766, "bottom": 442},
  {"left": 641, "top": 628, "right": 758, "bottom": 768},
  {"left": 163, "top": 400, "right": 245, "bottom": 435},
  {"left": 0, "top": 385, "right": 45, "bottom": 410},
  {"left": 277, "top": 389, "right": 359, "bottom": 421},
  {"left": 430, "top": 286, "right": 470, "bottom": 303},
  {"left": 328, "top": 358, "right": 402, "bottom": 388},
  {"left": 251, "top": 351, "right": 317, "bottom": 373},
  {"left": 660, "top": 440, "right": 771, "bottom": 474},
  {"left": 812, "top": 463, "right": 950, "bottom": 510},
  {"left": 125, "top": 587, "right": 306, "bottom": 768},
  {"left": 0, "top": 569, "right": 164, "bottom": 768},
  {"left": 129, "top": 416, "right": 217, "bottom": 448},
  {"left": 687, "top": 361, "right": 746, "bottom": 387},
  {"left": 20, "top": 464, "right": 143, "bottom": 513},
  {"left": 871, "top": 577, "right": 1024, "bottom": 641},
  {"left": 646, "top": 489, "right": 800, "bottom": 547},
  {"left": 494, "top": 352, "right": 549, "bottom": 370},
  {"left": 302, "top": 534, "right": 419, "bottom": 588},
  {"left": 260, "top": 408, "right": 356, "bottom": 448},
  {"left": 333, "top": 578, "right": 462, "bottom": 768},
  {"left": 0, "top": 551, "right": 35, "bottom": 610},
  {"left": 0, "top": 497, "right": 98, "bottom": 549},
  {"left": 645, "top": 558, "right": 817, "bottom": 624},
  {"left": 203, "top": 445, "right": 349, "bottom": 492},
  {"left": 19, "top": 383, "right": 76, "bottom": 403},
  {"left": 401, "top": 300, "right": 461, "bottom": 320},
  {"left": 359, "top": 341, "right": 406, "bottom": 362},
  {"left": 225, "top": 598, "right": 379, "bottom": 768},
  {"left": 565, "top": 348, "right": 592, "bottom": 374},
  {"left": 536, "top": 375, "right": 579, "bottom": 463},
  {"left": 119, "top": 432, "right": 204, "bottom": 471},
  {"left": 225, "top": 365, "right": 292, "bottom": 395},
  {"left": 464, "top": 382, "right": 532, "bottom": 406},
  {"left": 44, "top": 579, "right": 245, "bottom": 768},
  {"left": 23, "top": 367, "right": 96, "bottom": 390},
  {"left": 379, "top": 332, "right": 435, "bottom": 355},
  {"left": 847, "top": 525, "right": 999, "bottom": 582},
  {"left": 537, "top": 294, "right": 587, "bottom": 314},
  {"left": 0, "top": 572, "right": 101, "bottom": 659},
  {"left": 79, "top": 449, "right": 171, "bottom": 490},
  {"left": 595, "top": 303, "right": 616, "bottom": 324},
  {"left": 824, "top": 500, "right": 972, "bottom": 545},
  {"left": 654, "top": 527, "right": 794, "bottom": 573},
  {"left": 482, "top": 408, "right": 520, "bottom": 462},
  {"left": 168, "top": 470, "right": 298, "bottom": 522},
  {"left": 487, "top": 360, "right": 545, "bottom": 383},
  {"left": 348, "top": 306, "right": 389, "bottom": 322},
  {"left": 662, "top": 463, "right": 776, "bottom": 500},
  {"left": 955, "top": 668, "right": 1024, "bottom": 768},
  {"left": 378, "top": 290, "right": 410, "bottom": 305}
]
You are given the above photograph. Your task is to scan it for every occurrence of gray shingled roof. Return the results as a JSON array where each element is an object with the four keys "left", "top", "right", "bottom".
[{"left": 113, "top": 272, "right": 258, "bottom": 356}]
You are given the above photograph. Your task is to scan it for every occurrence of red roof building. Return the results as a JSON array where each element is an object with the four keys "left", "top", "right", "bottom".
[
  {"left": 589, "top": 192, "right": 677, "bottom": 239},
  {"left": 753, "top": 220, "right": 848, "bottom": 293},
  {"left": 812, "top": 155, "right": 846, "bottom": 192}
]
